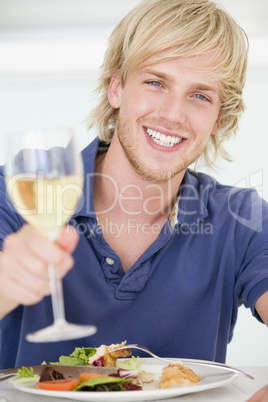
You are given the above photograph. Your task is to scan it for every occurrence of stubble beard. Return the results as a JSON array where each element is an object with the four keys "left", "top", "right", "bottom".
[{"left": 116, "top": 113, "right": 204, "bottom": 184}]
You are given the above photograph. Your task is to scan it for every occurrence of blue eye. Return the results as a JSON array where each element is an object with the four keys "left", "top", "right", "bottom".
[
  {"left": 146, "top": 80, "right": 162, "bottom": 87},
  {"left": 195, "top": 94, "right": 210, "bottom": 102}
]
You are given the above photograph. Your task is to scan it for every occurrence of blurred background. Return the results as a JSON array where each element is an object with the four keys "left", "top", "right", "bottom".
[{"left": 0, "top": 0, "right": 267, "bottom": 366}]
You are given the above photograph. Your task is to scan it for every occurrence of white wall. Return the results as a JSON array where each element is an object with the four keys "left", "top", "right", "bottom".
[
  {"left": 0, "top": 78, "right": 97, "bottom": 155},
  {"left": 0, "top": 26, "right": 267, "bottom": 366},
  {"left": 214, "top": 75, "right": 268, "bottom": 367}
]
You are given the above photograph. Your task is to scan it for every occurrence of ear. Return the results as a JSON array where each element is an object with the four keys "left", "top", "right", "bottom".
[
  {"left": 108, "top": 73, "right": 122, "bottom": 109},
  {"left": 211, "top": 114, "right": 222, "bottom": 136}
]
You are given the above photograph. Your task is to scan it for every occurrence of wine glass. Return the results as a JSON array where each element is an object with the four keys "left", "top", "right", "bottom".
[{"left": 5, "top": 128, "right": 97, "bottom": 342}]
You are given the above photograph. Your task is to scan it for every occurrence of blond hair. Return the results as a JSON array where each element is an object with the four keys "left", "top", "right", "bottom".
[{"left": 88, "top": 0, "right": 248, "bottom": 166}]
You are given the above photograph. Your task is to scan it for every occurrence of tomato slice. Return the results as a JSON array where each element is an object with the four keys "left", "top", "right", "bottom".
[
  {"left": 36, "top": 378, "right": 80, "bottom": 391},
  {"left": 79, "top": 372, "right": 107, "bottom": 383}
]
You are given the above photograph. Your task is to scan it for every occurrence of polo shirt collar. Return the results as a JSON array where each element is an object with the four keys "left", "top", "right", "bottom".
[
  {"left": 72, "top": 137, "right": 103, "bottom": 219},
  {"left": 177, "top": 169, "right": 209, "bottom": 226}
]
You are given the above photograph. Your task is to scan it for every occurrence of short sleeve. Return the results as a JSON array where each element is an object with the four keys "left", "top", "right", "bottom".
[
  {"left": 0, "top": 167, "right": 25, "bottom": 250},
  {"left": 233, "top": 189, "right": 268, "bottom": 320}
]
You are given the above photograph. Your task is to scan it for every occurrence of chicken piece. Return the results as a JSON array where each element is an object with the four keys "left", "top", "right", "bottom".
[
  {"left": 103, "top": 349, "right": 117, "bottom": 367},
  {"left": 88, "top": 341, "right": 131, "bottom": 368},
  {"left": 134, "top": 371, "right": 156, "bottom": 385},
  {"left": 107, "top": 341, "right": 131, "bottom": 359},
  {"left": 159, "top": 363, "right": 201, "bottom": 389}
]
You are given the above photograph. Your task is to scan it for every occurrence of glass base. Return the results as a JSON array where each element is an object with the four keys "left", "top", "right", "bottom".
[{"left": 26, "top": 320, "right": 97, "bottom": 343}]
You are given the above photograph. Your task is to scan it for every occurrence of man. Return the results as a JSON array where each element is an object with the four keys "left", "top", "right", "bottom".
[{"left": 0, "top": 0, "right": 267, "bottom": 390}]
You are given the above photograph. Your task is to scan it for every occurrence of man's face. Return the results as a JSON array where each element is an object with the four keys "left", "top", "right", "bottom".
[{"left": 108, "top": 54, "right": 221, "bottom": 182}]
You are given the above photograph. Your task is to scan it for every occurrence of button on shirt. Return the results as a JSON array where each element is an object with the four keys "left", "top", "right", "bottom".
[
  {"left": 0, "top": 137, "right": 268, "bottom": 370},
  {"left": 106, "top": 258, "right": 115, "bottom": 265}
]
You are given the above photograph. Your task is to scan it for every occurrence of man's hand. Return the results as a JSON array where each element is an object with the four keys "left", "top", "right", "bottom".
[
  {"left": 0, "top": 224, "right": 79, "bottom": 318},
  {"left": 248, "top": 385, "right": 268, "bottom": 401}
]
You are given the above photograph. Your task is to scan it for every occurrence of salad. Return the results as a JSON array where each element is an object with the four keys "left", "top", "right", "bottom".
[
  {"left": 13, "top": 341, "right": 200, "bottom": 392},
  {"left": 36, "top": 365, "right": 142, "bottom": 392},
  {"left": 51, "top": 340, "right": 132, "bottom": 368},
  {"left": 13, "top": 341, "right": 153, "bottom": 393}
]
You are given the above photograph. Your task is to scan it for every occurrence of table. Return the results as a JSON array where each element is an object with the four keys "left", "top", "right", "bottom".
[{"left": 0, "top": 367, "right": 267, "bottom": 401}]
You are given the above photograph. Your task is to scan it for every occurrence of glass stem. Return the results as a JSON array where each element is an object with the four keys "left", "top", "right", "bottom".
[{"left": 48, "top": 263, "right": 66, "bottom": 325}]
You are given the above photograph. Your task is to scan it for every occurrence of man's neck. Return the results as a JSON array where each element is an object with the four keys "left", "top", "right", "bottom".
[{"left": 93, "top": 138, "right": 185, "bottom": 224}]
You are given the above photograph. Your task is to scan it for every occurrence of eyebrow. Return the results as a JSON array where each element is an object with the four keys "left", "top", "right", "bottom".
[
  {"left": 141, "top": 69, "right": 220, "bottom": 95},
  {"left": 142, "top": 69, "right": 175, "bottom": 82},
  {"left": 193, "top": 84, "right": 220, "bottom": 93}
]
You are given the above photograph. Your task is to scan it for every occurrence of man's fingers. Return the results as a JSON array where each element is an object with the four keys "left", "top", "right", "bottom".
[
  {"left": 3, "top": 233, "right": 49, "bottom": 279},
  {"left": 18, "top": 225, "right": 74, "bottom": 270},
  {"left": 57, "top": 225, "right": 80, "bottom": 253},
  {"left": 1, "top": 274, "right": 50, "bottom": 305},
  {"left": 11, "top": 225, "right": 76, "bottom": 279}
]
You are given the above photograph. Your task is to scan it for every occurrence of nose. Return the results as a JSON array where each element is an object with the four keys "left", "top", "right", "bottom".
[{"left": 158, "top": 93, "right": 186, "bottom": 125}]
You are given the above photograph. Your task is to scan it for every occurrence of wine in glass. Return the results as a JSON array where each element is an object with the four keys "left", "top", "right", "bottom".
[{"left": 5, "top": 128, "right": 97, "bottom": 342}]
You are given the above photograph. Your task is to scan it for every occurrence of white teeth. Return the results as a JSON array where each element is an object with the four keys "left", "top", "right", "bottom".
[
  {"left": 160, "top": 134, "right": 166, "bottom": 142},
  {"left": 147, "top": 128, "right": 182, "bottom": 147}
]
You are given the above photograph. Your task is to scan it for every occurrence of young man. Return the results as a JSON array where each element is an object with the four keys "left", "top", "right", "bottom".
[{"left": 0, "top": 0, "right": 267, "bottom": 388}]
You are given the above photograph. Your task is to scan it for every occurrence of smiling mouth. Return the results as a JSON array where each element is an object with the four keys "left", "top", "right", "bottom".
[{"left": 146, "top": 128, "right": 183, "bottom": 148}]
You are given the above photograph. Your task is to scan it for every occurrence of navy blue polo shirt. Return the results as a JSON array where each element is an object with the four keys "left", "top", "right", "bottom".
[{"left": 1, "top": 137, "right": 268, "bottom": 369}]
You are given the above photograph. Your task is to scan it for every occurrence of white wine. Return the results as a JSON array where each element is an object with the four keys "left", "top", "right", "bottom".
[{"left": 7, "top": 175, "right": 83, "bottom": 238}]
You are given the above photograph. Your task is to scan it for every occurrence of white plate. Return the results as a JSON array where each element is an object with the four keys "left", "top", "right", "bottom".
[{"left": 13, "top": 358, "right": 239, "bottom": 401}]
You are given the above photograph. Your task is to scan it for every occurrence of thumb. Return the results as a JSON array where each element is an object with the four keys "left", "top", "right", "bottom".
[{"left": 57, "top": 225, "right": 79, "bottom": 254}]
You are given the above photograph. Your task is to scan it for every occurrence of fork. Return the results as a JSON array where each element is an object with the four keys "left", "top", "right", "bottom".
[{"left": 109, "top": 343, "right": 254, "bottom": 380}]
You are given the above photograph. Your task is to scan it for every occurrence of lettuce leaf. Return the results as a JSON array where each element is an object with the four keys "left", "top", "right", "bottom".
[
  {"left": 51, "top": 347, "right": 97, "bottom": 366},
  {"left": 10, "top": 375, "right": 40, "bottom": 387},
  {"left": 17, "top": 366, "right": 34, "bottom": 378},
  {"left": 117, "top": 356, "right": 145, "bottom": 372},
  {"left": 74, "top": 376, "right": 129, "bottom": 391}
]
